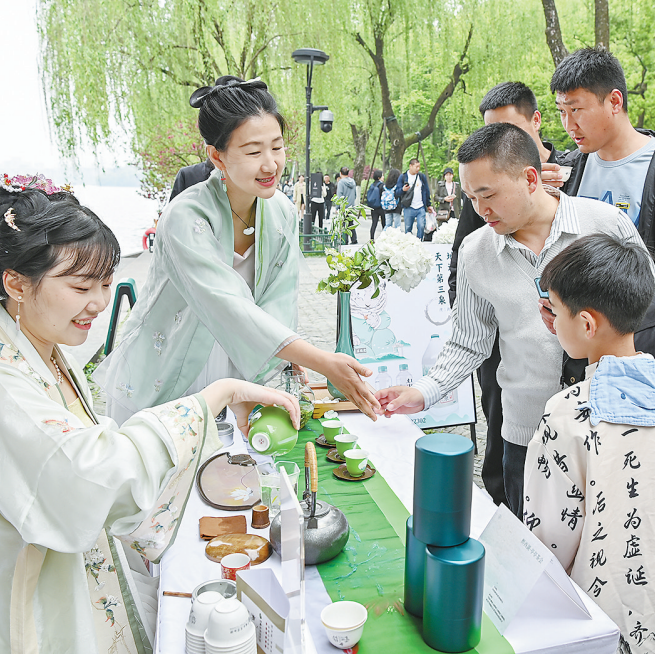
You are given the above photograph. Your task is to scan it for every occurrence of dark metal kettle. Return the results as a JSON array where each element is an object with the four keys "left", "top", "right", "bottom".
[{"left": 270, "top": 442, "right": 349, "bottom": 565}]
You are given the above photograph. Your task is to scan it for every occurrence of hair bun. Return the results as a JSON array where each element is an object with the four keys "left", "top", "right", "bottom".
[
  {"left": 190, "top": 77, "right": 269, "bottom": 108},
  {"left": 189, "top": 86, "right": 213, "bottom": 109}
]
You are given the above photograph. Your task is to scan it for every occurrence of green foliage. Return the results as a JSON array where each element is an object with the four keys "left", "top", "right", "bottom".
[
  {"left": 37, "top": 0, "right": 655, "bottom": 188},
  {"left": 317, "top": 243, "right": 382, "bottom": 296}
]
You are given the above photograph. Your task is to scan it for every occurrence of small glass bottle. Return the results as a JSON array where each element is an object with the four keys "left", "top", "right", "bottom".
[
  {"left": 276, "top": 369, "right": 315, "bottom": 429},
  {"left": 396, "top": 363, "right": 413, "bottom": 386},
  {"left": 375, "top": 365, "right": 393, "bottom": 389},
  {"left": 422, "top": 334, "right": 442, "bottom": 376}
]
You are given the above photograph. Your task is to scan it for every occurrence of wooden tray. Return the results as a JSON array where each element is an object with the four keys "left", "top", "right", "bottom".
[
  {"left": 309, "top": 382, "right": 358, "bottom": 418},
  {"left": 205, "top": 533, "right": 272, "bottom": 565}
]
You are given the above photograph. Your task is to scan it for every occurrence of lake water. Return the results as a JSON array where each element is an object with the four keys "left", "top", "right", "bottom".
[{"left": 73, "top": 186, "right": 160, "bottom": 257}]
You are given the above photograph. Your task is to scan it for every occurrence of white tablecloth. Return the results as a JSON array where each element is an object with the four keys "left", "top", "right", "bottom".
[{"left": 155, "top": 412, "right": 619, "bottom": 654}]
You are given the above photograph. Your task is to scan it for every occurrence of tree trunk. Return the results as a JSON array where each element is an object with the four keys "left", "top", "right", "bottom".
[
  {"left": 404, "top": 25, "right": 473, "bottom": 153},
  {"left": 594, "top": 0, "right": 610, "bottom": 49},
  {"left": 350, "top": 124, "right": 369, "bottom": 183},
  {"left": 354, "top": 30, "right": 406, "bottom": 171},
  {"left": 541, "top": 0, "right": 569, "bottom": 67},
  {"left": 354, "top": 26, "right": 472, "bottom": 171}
]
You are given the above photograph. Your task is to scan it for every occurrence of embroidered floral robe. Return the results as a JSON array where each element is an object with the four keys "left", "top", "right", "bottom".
[
  {"left": 524, "top": 355, "right": 655, "bottom": 653},
  {"left": 95, "top": 173, "right": 300, "bottom": 422},
  {"left": 0, "top": 306, "right": 217, "bottom": 653}
]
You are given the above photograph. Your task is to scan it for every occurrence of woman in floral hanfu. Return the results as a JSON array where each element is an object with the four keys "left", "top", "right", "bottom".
[
  {"left": 96, "top": 76, "right": 379, "bottom": 425},
  {"left": 0, "top": 183, "right": 299, "bottom": 653}
]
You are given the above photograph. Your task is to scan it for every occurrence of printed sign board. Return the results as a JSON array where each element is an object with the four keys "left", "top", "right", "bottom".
[{"left": 348, "top": 243, "right": 476, "bottom": 430}]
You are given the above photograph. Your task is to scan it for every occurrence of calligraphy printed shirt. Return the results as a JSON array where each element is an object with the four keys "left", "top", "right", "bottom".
[{"left": 524, "top": 354, "right": 655, "bottom": 653}]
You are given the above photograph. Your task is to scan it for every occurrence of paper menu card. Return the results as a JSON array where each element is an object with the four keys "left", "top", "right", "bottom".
[
  {"left": 237, "top": 568, "right": 288, "bottom": 654},
  {"left": 279, "top": 468, "right": 307, "bottom": 653},
  {"left": 236, "top": 470, "right": 312, "bottom": 654},
  {"left": 479, "top": 504, "right": 591, "bottom": 634}
]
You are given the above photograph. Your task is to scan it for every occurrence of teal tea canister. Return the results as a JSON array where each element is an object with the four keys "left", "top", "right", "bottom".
[
  {"left": 248, "top": 405, "right": 298, "bottom": 457},
  {"left": 423, "top": 538, "right": 485, "bottom": 653},
  {"left": 413, "top": 433, "right": 473, "bottom": 547},
  {"left": 404, "top": 516, "right": 426, "bottom": 617}
]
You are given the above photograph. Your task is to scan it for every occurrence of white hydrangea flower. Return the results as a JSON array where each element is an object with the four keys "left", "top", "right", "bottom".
[{"left": 374, "top": 228, "right": 432, "bottom": 292}]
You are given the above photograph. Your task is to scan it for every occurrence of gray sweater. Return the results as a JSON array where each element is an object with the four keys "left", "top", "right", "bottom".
[
  {"left": 336, "top": 177, "right": 357, "bottom": 207},
  {"left": 413, "top": 193, "right": 646, "bottom": 446}
]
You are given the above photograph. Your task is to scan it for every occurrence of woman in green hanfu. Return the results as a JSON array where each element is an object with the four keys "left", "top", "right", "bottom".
[
  {"left": 96, "top": 76, "right": 379, "bottom": 425},
  {"left": 0, "top": 183, "right": 300, "bottom": 653}
]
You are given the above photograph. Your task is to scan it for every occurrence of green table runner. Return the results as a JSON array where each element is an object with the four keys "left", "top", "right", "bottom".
[{"left": 286, "top": 419, "right": 512, "bottom": 654}]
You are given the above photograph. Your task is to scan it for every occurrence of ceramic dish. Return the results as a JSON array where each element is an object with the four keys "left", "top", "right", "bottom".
[
  {"left": 332, "top": 464, "right": 376, "bottom": 481},
  {"left": 326, "top": 448, "right": 345, "bottom": 463},
  {"left": 205, "top": 533, "right": 272, "bottom": 565},
  {"left": 314, "top": 435, "right": 333, "bottom": 449},
  {"left": 197, "top": 452, "right": 260, "bottom": 511}
]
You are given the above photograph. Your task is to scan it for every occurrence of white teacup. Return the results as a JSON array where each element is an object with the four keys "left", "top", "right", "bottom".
[
  {"left": 321, "top": 600, "right": 368, "bottom": 649},
  {"left": 186, "top": 590, "right": 224, "bottom": 637},
  {"left": 204, "top": 597, "right": 253, "bottom": 649}
]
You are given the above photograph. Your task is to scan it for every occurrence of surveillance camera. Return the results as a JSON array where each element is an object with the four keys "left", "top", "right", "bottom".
[{"left": 319, "top": 109, "right": 334, "bottom": 133}]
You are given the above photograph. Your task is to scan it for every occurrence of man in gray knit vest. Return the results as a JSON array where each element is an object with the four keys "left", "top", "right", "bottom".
[{"left": 375, "top": 122, "right": 648, "bottom": 517}]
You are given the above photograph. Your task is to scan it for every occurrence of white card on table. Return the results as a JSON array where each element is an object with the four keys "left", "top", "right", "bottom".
[{"left": 479, "top": 505, "right": 591, "bottom": 634}]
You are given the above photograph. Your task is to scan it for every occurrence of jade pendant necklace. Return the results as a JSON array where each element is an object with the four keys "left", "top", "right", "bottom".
[{"left": 231, "top": 205, "right": 256, "bottom": 236}]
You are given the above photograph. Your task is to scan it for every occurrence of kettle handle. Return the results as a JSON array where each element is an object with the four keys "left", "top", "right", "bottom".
[{"left": 305, "top": 442, "right": 318, "bottom": 493}]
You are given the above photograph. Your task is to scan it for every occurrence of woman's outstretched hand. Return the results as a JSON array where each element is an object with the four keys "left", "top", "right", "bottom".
[
  {"left": 200, "top": 379, "right": 300, "bottom": 436},
  {"left": 375, "top": 386, "right": 425, "bottom": 417},
  {"left": 322, "top": 353, "right": 380, "bottom": 421}
]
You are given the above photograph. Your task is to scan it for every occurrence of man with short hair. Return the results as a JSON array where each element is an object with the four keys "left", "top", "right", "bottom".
[
  {"left": 448, "top": 81, "right": 570, "bottom": 508},
  {"left": 552, "top": 47, "right": 655, "bottom": 251},
  {"left": 336, "top": 166, "right": 358, "bottom": 244},
  {"left": 394, "top": 158, "right": 435, "bottom": 240},
  {"left": 376, "top": 123, "right": 646, "bottom": 517}
]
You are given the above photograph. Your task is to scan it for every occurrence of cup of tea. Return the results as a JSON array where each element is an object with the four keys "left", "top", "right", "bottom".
[
  {"left": 559, "top": 166, "right": 572, "bottom": 182},
  {"left": 335, "top": 434, "right": 358, "bottom": 459},
  {"left": 322, "top": 419, "right": 344, "bottom": 445},
  {"left": 220, "top": 553, "right": 251, "bottom": 581},
  {"left": 344, "top": 449, "right": 369, "bottom": 477}
]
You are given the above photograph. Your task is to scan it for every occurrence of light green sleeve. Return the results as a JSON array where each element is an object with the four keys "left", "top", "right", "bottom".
[{"left": 158, "top": 189, "right": 299, "bottom": 382}]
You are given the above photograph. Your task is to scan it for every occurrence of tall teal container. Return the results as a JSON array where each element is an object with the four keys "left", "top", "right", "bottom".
[
  {"left": 404, "top": 516, "right": 426, "bottom": 617},
  {"left": 413, "top": 434, "right": 473, "bottom": 547},
  {"left": 423, "top": 538, "right": 485, "bottom": 653}
]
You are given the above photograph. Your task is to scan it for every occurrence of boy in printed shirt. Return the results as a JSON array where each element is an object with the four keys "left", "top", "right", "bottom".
[{"left": 524, "top": 234, "right": 655, "bottom": 653}]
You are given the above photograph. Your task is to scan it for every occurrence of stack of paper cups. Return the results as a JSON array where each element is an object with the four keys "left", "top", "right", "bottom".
[{"left": 404, "top": 433, "right": 484, "bottom": 652}]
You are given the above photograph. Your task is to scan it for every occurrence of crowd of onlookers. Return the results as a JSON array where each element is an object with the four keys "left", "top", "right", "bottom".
[{"left": 279, "top": 160, "right": 462, "bottom": 244}]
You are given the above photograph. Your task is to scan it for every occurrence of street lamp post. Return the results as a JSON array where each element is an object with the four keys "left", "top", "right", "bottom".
[{"left": 292, "top": 48, "right": 330, "bottom": 252}]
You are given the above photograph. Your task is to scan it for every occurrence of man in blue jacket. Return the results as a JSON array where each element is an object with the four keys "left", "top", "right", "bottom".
[{"left": 395, "top": 158, "right": 435, "bottom": 240}]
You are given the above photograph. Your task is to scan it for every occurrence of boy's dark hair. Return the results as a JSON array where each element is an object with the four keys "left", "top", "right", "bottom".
[
  {"left": 340, "top": 166, "right": 350, "bottom": 176},
  {"left": 457, "top": 123, "right": 541, "bottom": 178},
  {"left": 479, "top": 82, "right": 538, "bottom": 121},
  {"left": 550, "top": 47, "right": 629, "bottom": 112},
  {"left": 409, "top": 158, "right": 419, "bottom": 166},
  {"left": 541, "top": 234, "right": 654, "bottom": 334},
  {"left": 372, "top": 169, "right": 383, "bottom": 181}
]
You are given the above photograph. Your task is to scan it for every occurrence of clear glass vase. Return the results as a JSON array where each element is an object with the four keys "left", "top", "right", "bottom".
[
  {"left": 277, "top": 369, "right": 315, "bottom": 429},
  {"left": 327, "top": 291, "right": 354, "bottom": 401}
]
